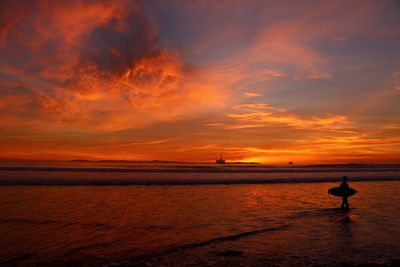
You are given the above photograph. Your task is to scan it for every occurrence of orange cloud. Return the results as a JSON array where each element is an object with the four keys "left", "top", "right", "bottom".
[
  {"left": 0, "top": 0, "right": 227, "bottom": 133},
  {"left": 235, "top": 103, "right": 272, "bottom": 109},
  {"left": 244, "top": 92, "right": 262, "bottom": 98},
  {"left": 226, "top": 103, "right": 350, "bottom": 131}
]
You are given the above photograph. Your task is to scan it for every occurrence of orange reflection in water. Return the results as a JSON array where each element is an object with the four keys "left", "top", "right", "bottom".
[{"left": 1, "top": 182, "right": 400, "bottom": 265}]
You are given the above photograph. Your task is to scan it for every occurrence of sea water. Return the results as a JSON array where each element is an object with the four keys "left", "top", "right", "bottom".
[{"left": 1, "top": 162, "right": 400, "bottom": 266}]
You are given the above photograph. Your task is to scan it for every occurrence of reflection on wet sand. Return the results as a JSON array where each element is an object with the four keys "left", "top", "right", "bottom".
[{"left": 0, "top": 182, "right": 400, "bottom": 266}]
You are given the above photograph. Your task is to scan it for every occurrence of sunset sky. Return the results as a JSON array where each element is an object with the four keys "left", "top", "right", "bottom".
[{"left": 1, "top": 0, "right": 400, "bottom": 163}]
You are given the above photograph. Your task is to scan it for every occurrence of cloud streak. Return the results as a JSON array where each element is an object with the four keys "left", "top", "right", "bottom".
[{"left": 226, "top": 103, "right": 350, "bottom": 131}]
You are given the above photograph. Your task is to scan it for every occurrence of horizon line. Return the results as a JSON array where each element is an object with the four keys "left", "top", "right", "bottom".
[{"left": 1, "top": 158, "right": 400, "bottom": 166}]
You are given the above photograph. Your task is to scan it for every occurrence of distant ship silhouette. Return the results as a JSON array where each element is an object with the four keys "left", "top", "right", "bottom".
[{"left": 216, "top": 153, "right": 226, "bottom": 164}]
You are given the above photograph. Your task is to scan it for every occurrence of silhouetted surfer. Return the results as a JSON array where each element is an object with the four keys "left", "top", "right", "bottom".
[{"left": 340, "top": 176, "right": 350, "bottom": 210}]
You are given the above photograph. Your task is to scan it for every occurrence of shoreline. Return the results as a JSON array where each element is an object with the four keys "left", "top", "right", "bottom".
[{"left": 1, "top": 177, "right": 400, "bottom": 186}]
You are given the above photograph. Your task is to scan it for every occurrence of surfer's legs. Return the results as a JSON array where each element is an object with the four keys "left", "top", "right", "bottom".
[{"left": 341, "top": 196, "right": 349, "bottom": 210}]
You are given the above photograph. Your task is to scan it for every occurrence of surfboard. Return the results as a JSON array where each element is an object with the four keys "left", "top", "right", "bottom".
[{"left": 328, "top": 187, "right": 357, "bottom": 197}]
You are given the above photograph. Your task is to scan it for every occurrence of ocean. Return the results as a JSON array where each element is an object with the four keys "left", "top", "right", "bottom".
[{"left": 1, "top": 161, "right": 400, "bottom": 266}]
